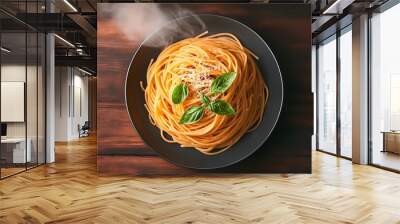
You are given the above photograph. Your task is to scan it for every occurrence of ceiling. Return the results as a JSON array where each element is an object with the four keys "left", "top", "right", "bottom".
[
  {"left": 0, "top": 0, "right": 97, "bottom": 74},
  {"left": 0, "top": 0, "right": 392, "bottom": 74}
]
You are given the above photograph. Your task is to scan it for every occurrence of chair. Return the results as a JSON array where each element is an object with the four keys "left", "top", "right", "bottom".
[{"left": 78, "top": 121, "right": 90, "bottom": 138}]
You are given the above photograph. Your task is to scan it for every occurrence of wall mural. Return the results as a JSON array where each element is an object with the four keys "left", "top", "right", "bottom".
[{"left": 97, "top": 3, "right": 312, "bottom": 174}]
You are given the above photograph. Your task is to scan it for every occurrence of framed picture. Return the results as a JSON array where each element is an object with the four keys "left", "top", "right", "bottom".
[{"left": 97, "top": 3, "right": 312, "bottom": 174}]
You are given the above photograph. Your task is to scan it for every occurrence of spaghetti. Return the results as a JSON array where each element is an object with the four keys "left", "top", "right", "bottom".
[{"left": 143, "top": 32, "right": 268, "bottom": 155}]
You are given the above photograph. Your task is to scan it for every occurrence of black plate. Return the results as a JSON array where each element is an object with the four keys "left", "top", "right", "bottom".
[{"left": 125, "top": 14, "right": 283, "bottom": 169}]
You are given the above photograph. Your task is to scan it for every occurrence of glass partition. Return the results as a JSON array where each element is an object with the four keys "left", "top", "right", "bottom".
[
  {"left": 0, "top": 2, "right": 46, "bottom": 179},
  {"left": 1, "top": 30, "right": 28, "bottom": 177}
]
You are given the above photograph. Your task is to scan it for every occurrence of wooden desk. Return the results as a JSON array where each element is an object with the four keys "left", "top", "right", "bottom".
[{"left": 382, "top": 131, "right": 400, "bottom": 154}]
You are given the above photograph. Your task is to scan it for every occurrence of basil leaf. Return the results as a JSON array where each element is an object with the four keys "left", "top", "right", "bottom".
[
  {"left": 208, "top": 100, "right": 236, "bottom": 116},
  {"left": 179, "top": 106, "right": 205, "bottom": 124},
  {"left": 200, "top": 94, "right": 210, "bottom": 105},
  {"left": 172, "top": 83, "right": 189, "bottom": 104},
  {"left": 210, "top": 72, "right": 237, "bottom": 94}
]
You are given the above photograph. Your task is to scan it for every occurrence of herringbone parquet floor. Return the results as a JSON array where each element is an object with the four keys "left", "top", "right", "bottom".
[{"left": 1, "top": 135, "right": 400, "bottom": 224}]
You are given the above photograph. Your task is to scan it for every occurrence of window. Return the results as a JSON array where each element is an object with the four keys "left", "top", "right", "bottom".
[
  {"left": 316, "top": 26, "right": 353, "bottom": 158},
  {"left": 370, "top": 2, "right": 400, "bottom": 171},
  {"left": 317, "top": 36, "right": 337, "bottom": 154},
  {"left": 339, "top": 28, "right": 352, "bottom": 158}
]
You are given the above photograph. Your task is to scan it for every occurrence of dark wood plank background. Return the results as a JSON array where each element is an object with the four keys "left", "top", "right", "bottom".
[{"left": 97, "top": 3, "right": 312, "bottom": 175}]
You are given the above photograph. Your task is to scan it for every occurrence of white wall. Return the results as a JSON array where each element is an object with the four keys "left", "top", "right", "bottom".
[
  {"left": 54, "top": 67, "right": 89, "bottom": 141},
  {"left": 1, "top": 65, "right": 39, "bottom": 138},
  {"left": 1, "top": 65, "right": 26, "bottom": 131},
  {"left": 72, "top": 73, "right": 89, "bottom": 138},
  {"left": 55, "top": 67, "right": 70, "bottom": 141}
]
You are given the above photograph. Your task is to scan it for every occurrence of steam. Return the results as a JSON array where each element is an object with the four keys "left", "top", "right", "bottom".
[{"left": 102, "top": 4, "right": 206, "bottom": 48}]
